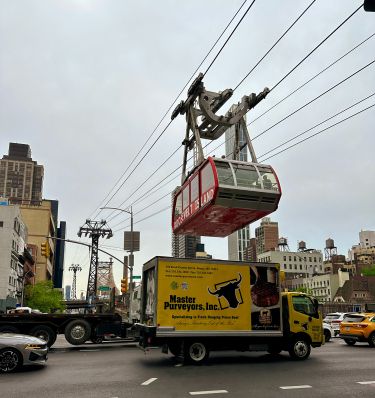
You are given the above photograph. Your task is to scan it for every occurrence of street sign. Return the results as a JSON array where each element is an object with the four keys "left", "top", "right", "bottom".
[
  {"left": 98, "top": 286, "right": 110, "bottom": 291},
  {"left": 132, "top": 275, "right": 141, "bottom": 280},
  {"left": 124, "top": 231, "right": 140, "bottom": 252}
]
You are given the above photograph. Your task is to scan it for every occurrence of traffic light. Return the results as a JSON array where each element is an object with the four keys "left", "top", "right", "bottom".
[
  {"left": 40, "top": 241, "right": 50, "bottom": 258},
  {"left": 121, "top": 278, "right": 128, "bottom": 293}
]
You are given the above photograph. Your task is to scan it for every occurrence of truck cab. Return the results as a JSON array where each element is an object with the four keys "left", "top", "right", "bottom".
[{"left": 282, "top": 292, "right": 323, "bottom": 358}]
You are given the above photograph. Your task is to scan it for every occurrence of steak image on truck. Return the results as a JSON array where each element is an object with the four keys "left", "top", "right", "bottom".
[{"left": 138, "top": 256, "right": 324, "bottom": 363}]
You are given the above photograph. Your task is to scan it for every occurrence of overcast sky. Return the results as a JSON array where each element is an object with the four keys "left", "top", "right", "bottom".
[{"left": 1, "top": 0, "right": 374, "bottom": 293}]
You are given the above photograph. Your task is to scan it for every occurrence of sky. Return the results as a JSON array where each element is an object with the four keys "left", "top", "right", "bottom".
[{"left": 1, "top": 0, "right": 374, "bottom": 294}]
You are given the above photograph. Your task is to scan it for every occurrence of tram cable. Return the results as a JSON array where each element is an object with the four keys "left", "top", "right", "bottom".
[
  {"left": 248, "top": 32, "right": 375, "bottom": 127},
  {"left": 252, "top": 58, "right": 375, "bottom": 141},
  {"left": 269, "top": 3, "right": 363, "bottom": 94},
  {"left": 88, "top": 0, "right": 252, "bottom": 221},
  {"left": 260, "top": 102, "right": 375, "bottom": 162},
  {"left": 203, "top": 0, "right": 257, "bottom": 76},
  {"left": 257, "top": 92, "right": 375, "bottom": 159},
  {"left": 233, "top": 0, "right": 317, "bottom": 92}
]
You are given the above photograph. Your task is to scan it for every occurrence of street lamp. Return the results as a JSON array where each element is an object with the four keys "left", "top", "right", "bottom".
[{"left": 100, "top": 206, "right": 136, "bottom": 319}]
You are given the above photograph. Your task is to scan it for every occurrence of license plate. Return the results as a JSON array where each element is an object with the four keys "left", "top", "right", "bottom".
[{"left": 346, "top": 326, "right": 350, "bottom": 331}]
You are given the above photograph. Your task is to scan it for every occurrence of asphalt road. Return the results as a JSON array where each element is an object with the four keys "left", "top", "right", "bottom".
[{"left": 1, "top": 338, "right": 375, "bottom": 398}]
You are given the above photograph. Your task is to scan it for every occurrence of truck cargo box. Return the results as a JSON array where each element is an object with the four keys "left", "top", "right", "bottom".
[{"left": 141, "top": 256, "right": 282, "bottom": 337}]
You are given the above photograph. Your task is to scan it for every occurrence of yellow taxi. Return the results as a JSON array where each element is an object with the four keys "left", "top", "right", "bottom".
[{"left": 339, "top": 312, "right": 375, "bottom": 346}]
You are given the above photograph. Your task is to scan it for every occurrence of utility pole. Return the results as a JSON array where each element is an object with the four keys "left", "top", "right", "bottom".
[
  {"left": 69, "top": 264, "right": 82, "bottom": 300},
  {"left": 78, "top": 220, "right": 113, "bottom": 304}
]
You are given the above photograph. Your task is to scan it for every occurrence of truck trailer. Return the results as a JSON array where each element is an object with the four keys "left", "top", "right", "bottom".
[
  {"left": 138, "top": 256, "right": 324, "bottom": 363},
  {"left": 0, "top": 312, "right": 129, "bottom": 347}
]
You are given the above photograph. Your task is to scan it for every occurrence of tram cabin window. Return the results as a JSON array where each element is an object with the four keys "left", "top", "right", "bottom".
[
  {"left": 174, "top": 193, "right": 182, "bottom": 218},
  {"left": 232, "top": 163, "right": 259, "bottom": 188},
  {"left": 258, "top": 167, "right": 278, "bottom": 191},
  {"left": 215, "top": 161, "right": 234, "bottom": 186},
  {"left": 191, "top": 175, "right": 199, "bottom": 202},
  {"left": 182, "top": 185, "right": 189, "bottom": 210},
  {"left": 201, "top": 162, "right": 215, "bottom": 193}
]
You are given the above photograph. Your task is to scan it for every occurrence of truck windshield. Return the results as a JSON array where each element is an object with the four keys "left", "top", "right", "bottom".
[{"left": 292, "top": 295, "right": 317, "bottom": 317}]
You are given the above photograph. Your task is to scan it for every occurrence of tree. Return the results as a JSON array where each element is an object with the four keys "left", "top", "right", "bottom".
[
  {"left": 291, "top": 286, "right": 313, "bottom": 295},
  {"left": 24, "top": 281, "right": 65, "bottom": 313}
]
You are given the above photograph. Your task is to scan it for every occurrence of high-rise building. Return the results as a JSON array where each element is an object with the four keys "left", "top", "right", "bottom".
[
  {"left": 171, "top": 187, "right": 201, "bottom": 258},
  {"left": 0, "top": 205, "right": 28, "bottom": 311},
  {"left": 0, "top": 143, "right": 44, "bottom": 205},
  {"left": 225, "top": 112, "right": 251, "bottom": 261},
  {"left": 244, "top": 238, "right": 257, "bottom": 262},
  {"left": 255, "top": 217, "right": 279, "bottom": 256},
  {"left": 65, "top": 285, "right": 71, "bottom": 300}
]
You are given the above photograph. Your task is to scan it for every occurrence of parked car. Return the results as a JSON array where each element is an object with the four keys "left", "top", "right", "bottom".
[
  {"left": 323, "top": 312, "right": 353, "bottom": 337},
  {"left": 323, "top": 321, "right": 333, "bottom": 342},
  {"left": 0, "top": 333, "right": 48, "bottom": 373},
  {"left": 339, "top": 313, "right": 375, "bottom": 346}
]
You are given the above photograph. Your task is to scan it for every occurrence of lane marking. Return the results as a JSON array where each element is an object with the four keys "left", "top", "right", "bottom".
[
  {"left": 357, "top": 381, "right": 375, "bottom": 385},
  {"left": 280, "top": 385, "right": 312, "bottom": 390},
  {"left": 141, "top": 378, "right": 158, "bottom": 386},
  {"left": 189, "top": 391, "right": 228, "bottom": 395},
  {"left": 174, "top": 363, "right": 183, "bottom": 367}
]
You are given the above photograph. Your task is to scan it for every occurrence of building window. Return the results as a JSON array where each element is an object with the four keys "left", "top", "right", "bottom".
[
  {"left": 0, "top": 221, "right": 3, "bottom": 227},
  {"left": 283, "top": 256, "right": 286, "bottom": 261}
]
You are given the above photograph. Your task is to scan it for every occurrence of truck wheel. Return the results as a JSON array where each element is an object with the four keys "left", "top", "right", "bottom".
[
  {"left": 344, "top": 338, "right": 356, "bottom": 346},
  {"left": 288, "top": 337, "right": 311, "bottom": 360},
  {"left": 324, "top": 329, "right": 331, "bottom": 342},
  {"left": 0, "top": 325, "right": 19, "bottom": 334},
  {"left": 30, "top": 325, "right": 56, "bottom": 347},
  {"left": 368, "top": 333, "right": 375, "bottom": 347},
  {"left": 65, "top": 320, "right": 91, "bottom": 345},
  {"left": 0, "top": 348, "right": 22, "bottom": 373},
  {"left": 185, "top": 341, "right": 209, "bottom": 364}
]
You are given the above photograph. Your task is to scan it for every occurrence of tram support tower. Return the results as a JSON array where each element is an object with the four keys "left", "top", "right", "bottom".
[
  {"left": 78, "top": 220, "right": 113, "bottom": 303},
  {"left": 68, "top": 264, "right": 82, "bottom": 300},
  {"left": 171, "top": 72, "right": 269, "bottom": 183}
]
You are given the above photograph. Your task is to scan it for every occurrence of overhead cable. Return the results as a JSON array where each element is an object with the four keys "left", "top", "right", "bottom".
[
  {"left": 233, "top": 0, "right": 317, "bottom": 91},
  {"left": 88, "top": 0, "right": 251, "bottom": 220},
  {"left": 258, "top": 92, "right": 375, "bottom": 159},
  {"left": 270, "top": 3, "right": 363, "bottom": 93},
  {"left": 260, "top": 102, "right": 375, "bottom": 162},
  {"left": 203, "top": 0, "right": 257, "bottom": 76},
  {"left": 248, "top": 32, "right": 375, "bottom": 126},
  {"left": 252, "top": 59, "right": 375, "bottom": 141}
]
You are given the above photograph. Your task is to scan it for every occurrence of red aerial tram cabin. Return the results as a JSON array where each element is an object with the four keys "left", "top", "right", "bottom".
[{"left": 172, "top": 157, "right": 281, "bottom": 237}]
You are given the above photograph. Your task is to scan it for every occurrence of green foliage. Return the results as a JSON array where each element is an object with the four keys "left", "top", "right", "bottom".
[
  {"left": 361, "top": 265, "right": 375, "bottom": 276},
  {"left": 24, "top": 281, "right": 65, "bottom": 313},
  {"left": 291, "top": 286, "right": 313, "bottom": 295}
]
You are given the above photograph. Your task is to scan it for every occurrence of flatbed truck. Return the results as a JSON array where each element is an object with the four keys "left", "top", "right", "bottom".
[{"left": 0, "top": 312, "right": 129, "bottom": 347}]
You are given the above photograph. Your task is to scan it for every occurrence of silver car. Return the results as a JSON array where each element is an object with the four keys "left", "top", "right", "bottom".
[{"left": 0, "top": 333, "right": 48, "bottom": 373}]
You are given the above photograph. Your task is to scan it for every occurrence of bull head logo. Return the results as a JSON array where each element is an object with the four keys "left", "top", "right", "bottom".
[{"left": 208, "top": 273, "right": 243, "bottom": 309}]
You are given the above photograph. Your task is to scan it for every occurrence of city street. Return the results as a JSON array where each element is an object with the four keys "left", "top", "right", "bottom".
[{"left": 1, "top": 338, "right": 375, "bottom": 398}]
